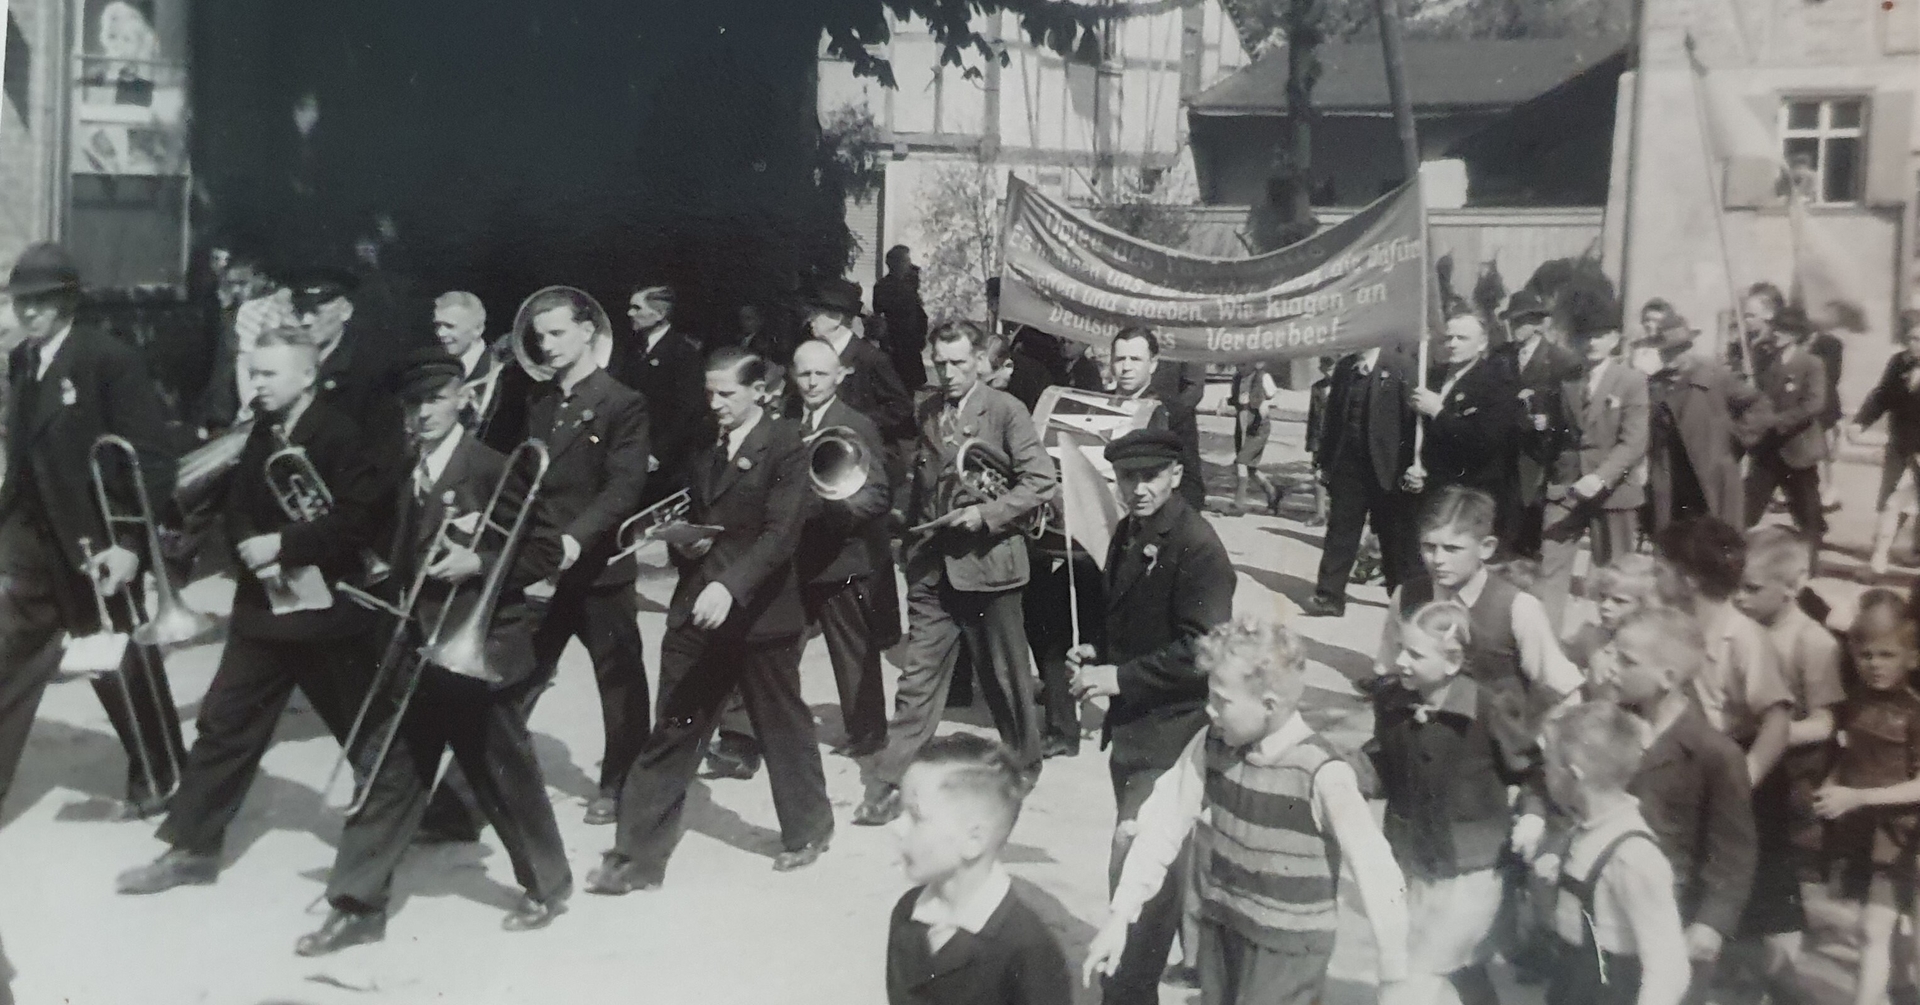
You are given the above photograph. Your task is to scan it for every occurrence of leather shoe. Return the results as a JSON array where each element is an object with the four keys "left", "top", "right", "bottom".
[
  {"left": 584, "top": 856, "right": 660, "bottom": 896},
  {"left": 700, "top": 752, "right": 760, "bottom": 780},
  {"left": 111, "top": 792, "right": 171, "bottom": 822},
  {"left": 116, "top": 848, "right": 218, "bottom": 895},
  {"left": 1300, "top": 595, "right": 1346, "bottom": 618},
  {"left": 502, "top": 893, "right": 567, "bottom": 931},
  {"left": 1041, "top": 736, "right": 1078, "bottom": 759},
  {"left": 852, "top": 786, "right": 901, "bottom": 826},
  {"left": 772, "top": 834, "right": 831, "bottom": 873},
  {"left": 583, "top": 797, "right": 617, "bottom": 826},
  {"left": 831, "top": 736, "right": 886, "bottom": 759},
  {"left": 294, "top": 908, "right": 387, "bottom": 957}
]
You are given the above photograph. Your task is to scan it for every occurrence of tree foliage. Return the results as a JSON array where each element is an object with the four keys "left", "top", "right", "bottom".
[{"left": 917, "top": 162, "right": 1006, "bottom": 324}]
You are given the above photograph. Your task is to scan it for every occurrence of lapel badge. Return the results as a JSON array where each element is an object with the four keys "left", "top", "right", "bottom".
[
  {"left": 322, "top": 378, "right": 337, "bottom": 392},
  {"left": 580, "top": 408, "right": 596, "bottom": 424},
  {"left": 58, "top": 378, "right": 77, "bottom": 407},
  {"left": 1517, "top": 389, "right": 1533, "bottom": 401},
  {"left": 736, "top": 455, "right": 753, "bottom": 471},
  {"left": 1142, "top": 543, "right": 1160, "bottom": 574},
  {"left": 649, "top": 358, "right": 660, "bottom": 367},
  {"left": 1784, "top": 381, "right": 1796, "bottom": 393}
]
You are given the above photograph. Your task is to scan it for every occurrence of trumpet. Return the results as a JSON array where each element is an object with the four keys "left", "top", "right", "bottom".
[
  {"left": 263, "top": 423, "right": 391, "bottom": 587},
  {"left": 806, "top": 425, "right": 871, "bottom": 501},
  {"left": 58, "top": 435, "right": 214, "bottom": 806},
  {"left": 607, "top": 488, "right": 692, "bottom": 564},
  {"left": 325, "top": 441, "right": 552, "bottom": 817}
]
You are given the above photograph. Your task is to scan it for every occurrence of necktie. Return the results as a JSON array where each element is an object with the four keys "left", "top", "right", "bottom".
[{"left": 413, "top": 454, "right": 434, "bottom": 498}]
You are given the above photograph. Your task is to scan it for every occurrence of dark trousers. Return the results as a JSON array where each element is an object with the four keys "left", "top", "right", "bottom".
[
  {"left": 1106, "top": 759, "right": 1190, "bottom": 1005},
  {"left": 805, "top": 575, "right": 888, "bottom": 749},
  {"left": 872, "top": 571, "right": 1041, "bottom": 788},
  {"left": 1744, "top": 451, "right": 1826, "bottom": 542},
  {"left": 1512, "top": 500, "right": 1546, "bottom": 559},
  {"left": 0, "top": 511, "right": 184, "bottom": 815},
  {"left": 611, "top": 628, "right": 831, "bottom": 878},
  {"left": 529, "top": 579, "right": 648, "bottom": 797},
  {"left": 327, "top": 669, "right": 570, "bottom": 913},
  {"left": 1024, "top": 547, "right": 1102, "bottom": 746},
  {"left": 1314, "top": 452, "right": 1418, "bottom": 602},
  {"left": 158, "top": 633, "right": 373, "bottom": 855}
]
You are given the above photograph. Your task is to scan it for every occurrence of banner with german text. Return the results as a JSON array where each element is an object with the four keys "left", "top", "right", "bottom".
[{"left": 995, "top": 175, "right": 1427, "bottom": 364}]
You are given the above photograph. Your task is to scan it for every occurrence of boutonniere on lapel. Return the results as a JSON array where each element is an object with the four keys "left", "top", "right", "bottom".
[
  {"left": 1784, "top": 380, "right": 1797, "bottom": 394},
  {"left": 1142, "top": 543, "right": 1160, "bottom": 575},
  {"left": 321, "top": 377, "right": 338, "bottom": 393},
  {"left": 58, "top": 378, "right": 77, "bottom": 407},
  {"left": 1605, "top": 394, "right": 1621, "bottom": 410},
  {"left": 735, "top": 455, "right": 753, "bottom": 471},
  {"left": 1517, "top": 389, "right": 1534, "bottom": 402}
]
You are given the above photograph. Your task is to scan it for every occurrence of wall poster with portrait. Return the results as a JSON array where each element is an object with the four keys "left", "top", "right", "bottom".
[{"left": 71, "top": 0, "right": 187, "bottom": 176}]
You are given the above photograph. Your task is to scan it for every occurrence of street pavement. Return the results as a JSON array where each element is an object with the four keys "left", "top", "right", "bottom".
[{"left": 0, "top": 402, "right": 1903, "bottom": 1004}]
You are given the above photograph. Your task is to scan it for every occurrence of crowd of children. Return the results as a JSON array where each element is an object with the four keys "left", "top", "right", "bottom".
[{"left": 879, "top": 482, "right": 1920, "bottom": 1005}]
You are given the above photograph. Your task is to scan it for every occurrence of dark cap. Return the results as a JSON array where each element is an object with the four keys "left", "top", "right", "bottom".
[
  {"left": 1499, "top": 289, "right": 1549, "bottom": 323},
  {"left": 394, "top": 347, "right": 467, "bottom": 402},
  {"left": 1105, "top": 429, "right": 1184, "bottom": 474},
  {"left": 285, "top": 265, "right": 360, "bottom": 309},
  {"left": 804, "top": 277, "right": 863, "bottom": 317},
  {"left": 4, "top": 242, "right": 83, "bottom": 298}
]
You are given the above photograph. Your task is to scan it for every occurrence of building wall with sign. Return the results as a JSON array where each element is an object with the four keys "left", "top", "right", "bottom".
[{"left": 1610, "top": 0, "right": 1918, "bottom": 411}]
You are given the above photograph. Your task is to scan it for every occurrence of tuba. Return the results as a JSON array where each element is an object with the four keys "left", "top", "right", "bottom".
[
  {"left": 507, "top": 285, "right": 613, "bottom": 382},
  {"left": 806, "top": 425, "right": 870, "bottom": 501}
]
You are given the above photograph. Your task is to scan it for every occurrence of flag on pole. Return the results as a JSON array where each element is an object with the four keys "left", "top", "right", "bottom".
[{"left": 1057, "top": 440, "right": 1121, "bottom": 571}]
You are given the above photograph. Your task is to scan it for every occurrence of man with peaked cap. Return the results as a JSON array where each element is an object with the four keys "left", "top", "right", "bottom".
[
  {"left": 1067, "top": 427, "right": 1236, "bottom": 1005},
  {"left": 0, "top": 242, "right": 185, "bottom": 821},
  {"left": 298, "top": 349, "right": 570, "bottom": 955}
]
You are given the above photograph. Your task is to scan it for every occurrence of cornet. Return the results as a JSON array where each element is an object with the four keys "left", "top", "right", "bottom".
[
  {"left": 607, "top": 488, "right": 692, "bottom": 564},
  {"left": 263, "top": 423, "right": 391, "bottom": 587}
]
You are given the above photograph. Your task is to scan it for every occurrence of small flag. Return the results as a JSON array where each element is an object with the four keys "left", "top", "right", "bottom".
[{"left": 1058, "top": 441, "right": 1120, "bottom": 570}]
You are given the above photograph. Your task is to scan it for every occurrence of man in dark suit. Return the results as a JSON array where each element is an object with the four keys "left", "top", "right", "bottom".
[
  {"left": 0, "top": 242, "right": 184, "bottom": 821},
  {"left": 1066, "top": 428, "right": 1235, "bottom": 1005},
  {"left": 586, "top": 347, "right": 833, "bottom": 892},
  {"left": 1107, "top": 329, "right": 1206, "bottom": 510},
  {"left": 1306, "top": 344, "right": 1420, "bottom": 617},
  {"left": 514, "top": 287, "right": 651, "bottom": 827},
  {"left": 1414, "top": 312, "right": 1521, "bottom": 547},
  {"left": 872, "top": 246, "right": 929, "bottom": 392},
  {"left": 1498, "top": 291, "right": 1582, "bottom": 558},
  {"left": 610, "top": 283, "right": 711, "bottom": 508},
  {"left": 431, "top": 290, "right": 506, "bottom": 440},
  {"left": 298, "top": 352, "right": 571, "bottom": 955},
  {"left": 804, "top": 278, "right": 914, "bottom": 443},
  {"left": 852, "top": 320, "right": 1056, "bottom": 826},
  {"left": 1744, "top": 307, "right": 1829, "bottom": 547},
  {"left": 117, "top": 326, "right": 388, "bottom": 893}
]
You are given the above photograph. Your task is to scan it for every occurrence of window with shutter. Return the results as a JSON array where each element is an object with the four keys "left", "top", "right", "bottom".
[
  {"left": 1779, "top": 97, "right": 1868, "bottom": 205},
  {"left": 1865, "top": 90, "right": 1915, "bottom": 207}
]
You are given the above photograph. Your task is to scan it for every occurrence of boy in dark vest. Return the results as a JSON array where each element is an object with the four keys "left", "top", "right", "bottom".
[{"left": 1083, "top": 618, "right": 1413, "bottom": 1005}]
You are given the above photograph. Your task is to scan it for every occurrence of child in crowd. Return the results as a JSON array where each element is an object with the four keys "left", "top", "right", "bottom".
[
  {"left": 1369, "top": 600, "right": 1526, "bottom": 1005},
  {"left": 1814, "top": 590, "right": 1920, "bottom": 1005},
  {"left": 884, "top": 734, "right": 1071, "bottom": 1005},
  {"left": 1654, "top": 517, "right": 1798, "bottom": 997},
  {"left": 1592, "top": 608, "right": 1757, "bottom": 999},
  {"left": 1562, "top": 553, "right": 1689, "bottom": 679},
  {"left": 1735, "top": 527, "right": 1844, "bottom": 918},
  {"left": 1084, "top": 618, "right": 1412, "bottom": 1005},
  {"left": 1539, "top": 702, "right": 1691, "bottom": 1005}
]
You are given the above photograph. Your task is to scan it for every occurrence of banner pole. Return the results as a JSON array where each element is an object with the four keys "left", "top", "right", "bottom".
[
  {"left": 1061, "top": 443, "right": 1082, "bottom": 650},
  {"left": 1373, "top": 0, "right": 1432, "bottom": 462}
]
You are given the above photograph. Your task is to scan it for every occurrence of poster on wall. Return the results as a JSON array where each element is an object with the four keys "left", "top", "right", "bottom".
[{"left": 71, "top": 0, "right": 186, "bottom": 175}]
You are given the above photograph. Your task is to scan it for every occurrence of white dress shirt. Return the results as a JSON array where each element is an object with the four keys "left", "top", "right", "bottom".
[
  {"left": 458, "top": 340, "right": 487, "bottom": 378},
  {"left": 644, "top": 322, "right": 673, "bottom": 357},
  {"left": 910, "top": 865, "right": 1012, "bottom": 954},
  {"left": 32, "top": 324, "right": 72, "bottom": 381},
  {"left": 414, "top": 424, "right": 465, "bottom": 496},
  {"left": 724, "top": 411, "right": 762, "bottom": 460}
]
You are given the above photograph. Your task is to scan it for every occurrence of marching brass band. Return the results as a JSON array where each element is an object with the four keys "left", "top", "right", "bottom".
[{"left": 0, "top": 240, "right": 1159, "bottom": 957}]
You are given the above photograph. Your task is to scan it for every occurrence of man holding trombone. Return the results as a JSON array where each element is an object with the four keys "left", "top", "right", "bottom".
[
  {"left": 117, "top": 326, "right": 387, "bottom": 894},
  {"left": 299, "top": 349, "right": 570, "bottom": 955},
  {"left": 0, "top": 242, "right": 185, "bottom": 821}
]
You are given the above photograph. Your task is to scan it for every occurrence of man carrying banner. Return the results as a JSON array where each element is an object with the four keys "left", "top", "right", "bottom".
[{"left": 1066, "top": 428, "right": 1236, "bottom": 1005}]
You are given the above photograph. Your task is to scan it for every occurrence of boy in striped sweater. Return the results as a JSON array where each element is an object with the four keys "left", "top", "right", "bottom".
[{"left": 1083, "top": 618, "right": 1413, "bottom": 1005}]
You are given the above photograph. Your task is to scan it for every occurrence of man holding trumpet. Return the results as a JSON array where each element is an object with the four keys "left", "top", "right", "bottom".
[
  {"left": 299, "top": 349, "right": 570, "bottom": 955},
  {"left": 0, "top": 242, "right": 184, "bottom": 822},
  {"left": 117, "top": 326, "right": 388, "bottom": 894}
]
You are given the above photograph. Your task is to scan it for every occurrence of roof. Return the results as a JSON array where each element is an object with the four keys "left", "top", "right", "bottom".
[{"left": 1189, "top": 37, "right": 1627, "bottom": 117}]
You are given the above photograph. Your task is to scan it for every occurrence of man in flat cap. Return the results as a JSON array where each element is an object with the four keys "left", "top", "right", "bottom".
[
  {"left": 1066, "top": 427, "right": 1236, "bottom": 1005},
  {"left": 0, "top": 241, "right": 185, "bottom": 821}
]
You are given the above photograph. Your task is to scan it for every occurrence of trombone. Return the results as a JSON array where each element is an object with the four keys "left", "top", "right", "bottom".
[
  {"left": 325, "top": 441, "right": 551, "bottom": 817},
  {"left": 60, "top": 435, "right": 216, "bottom": 805}
]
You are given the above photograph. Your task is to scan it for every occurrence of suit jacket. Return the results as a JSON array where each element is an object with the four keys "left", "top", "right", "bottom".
[
  {"left": 1547, "top": 361, "right": 1649, "bottom": 511},
  {"left": 607, "top": 323, "right": 712, "bottom": 497},
  {"left": 908, "top": 384, "right": 1056, "bottom": 593},
  {"left": 1647, "top": 352, "right": 1751, "bottom": 528},
  {"left": 1100, "top": 496, "right": 1236, "bottom": 771},
  {"left": 523, "top": 369, "right": 651, "bottom": 587},
  {"left": 1856, "top": 353, "right": 1920, "bottom": 457},
  {"left": 313, "top": 329, "right": 410, "bottom": 491},
  {"left": 885, "top": 885, "right": 1073, "bottom": 1005},
  {"left": 388, "top": 431, "right": 540, "bottom": 689},
  {"left": 1753, "top": 345, "right": 1829, "bottom": 469},
  {"left": 1149, "top": 360, "right": 1206, "bottom": 411},
  {"left": 225, "top": 398, "right": 380, "bottom": 640},
  {"left": 838, "top": 335, "right": 914, "bottom": 440},
  {"left": 1500, "top": 337, "right": 1583, "bottom": 506},
  {"left": 1315, "top": 349, "right": 1418, "bottom": 491},
  {"left": 1423, "top": 354, "right": 1520, "bottom": 496},
  {"left": 671, "top": 415, "right": 809, "bottom": 642},
  {"left": 0, "top": 326, "right": 175, "bottom": 630},
  {"left": 1130, "top": 389, "right": 1207, "bottom": 510},
  {"left": 795, "top": 397, "right": 892, "bottom": 586}
]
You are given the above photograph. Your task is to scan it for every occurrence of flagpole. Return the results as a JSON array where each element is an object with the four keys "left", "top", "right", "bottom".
[
  {"left": 1684, "top": 32, "right": 1757, "bottom": 377},
  {"left": 1373, "top": 0, "right": 1432, "bottom": 466},
  {"left": 1061, "top": 443, "right": 1082, "bottom": 650}
]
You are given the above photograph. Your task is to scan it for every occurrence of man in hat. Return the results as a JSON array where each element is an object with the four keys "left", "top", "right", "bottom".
[
  {"left": 1065, "top": 427, "right": 1236, "bottom": 1005},
  {"left": 1744, "top": 306, "right": 1829, "bottom": 546},
  {"left": 1497, "top": 290, "right": 1583, "bottom": 559},
  {"left": 1634, "top": 310, "right": 1754, "bottom": 534},
  {"left": 609, "top": 283, "right": 710, "bottom": 509},
  {"left": 1109, "top": 327, "right": 1206, "bottom": 510},
  {"left": 871, "top": 245, "right": 928, "bottom": 391},
  {"left": 298, "top": 348, "right": 571, "bottom": 955},
  {"left": 283, "top": 265, "right": 411, "bottom": 487},
  {"left": 0, "top": 241, "right": 185, "bottom": 821},
  {"left": 805, "top": 277, "right": 912, "bottom": 444},
  {"left": 513, "top": 287, "right": 651, "bottom": 827}
]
